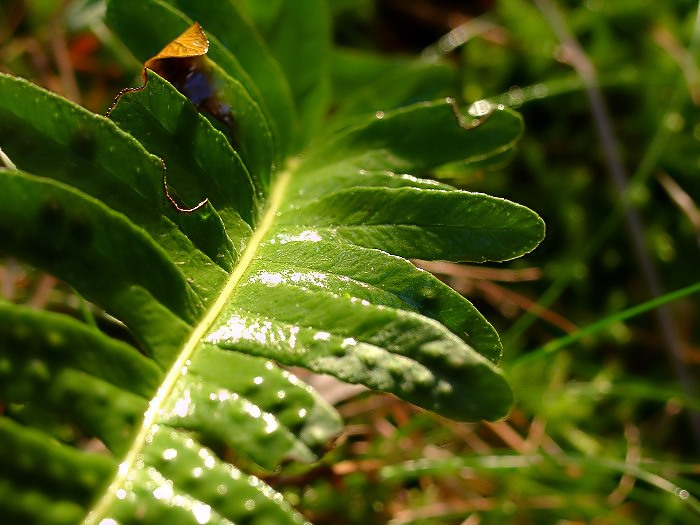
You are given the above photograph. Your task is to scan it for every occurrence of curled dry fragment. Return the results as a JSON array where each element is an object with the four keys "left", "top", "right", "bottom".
[
  {"left": 144, "top": 22, "right": 213, "bottom": 108},
  {"left": 109, "top": 23, "right": 231, "bottom": 214}
]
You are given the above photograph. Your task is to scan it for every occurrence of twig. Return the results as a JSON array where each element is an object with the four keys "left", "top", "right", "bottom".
[
  {"left": 0, "top": 147, "right": 16, "bottom": 169},
  {"left": 608, "top": 424, "right": 641, "bottom": 506},
  {"left": 474, "top": 280, "right": 579, "bottom": 335},
  {"left": 653, "top": 25, "right": 700, "bottom": 103},
  {"left": 657, "top": 171, "right": 700, "bottom": 246},
  {"left": 49, "top": 19, "right": 81, "bottom": 104},
  {"left": 1, "top": 259, "right": 17, "bottom": 300},
  {"left": 29, "top": 275, "right": 57, "bottom": 309},
  {"left": 534, "top": 0, "right": 700, "bottom": 450},
  {"left": 421, "top": 15, "right": 503, "bottom": 60},
  {"left": 415, "top": 260, "right": 541, "bottom": 282}
]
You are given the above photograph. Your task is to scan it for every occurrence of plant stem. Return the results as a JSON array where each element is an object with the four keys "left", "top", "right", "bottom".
[{"left": 511, "top": 281, "right": 700, "bottom": 367}]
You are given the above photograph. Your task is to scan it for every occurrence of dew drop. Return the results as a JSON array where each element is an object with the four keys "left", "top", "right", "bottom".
[
  {"left": 436, "top": 381, "right": 453, "bottom": 395},
  {"left": 162, "top": 448, "right": 177, "bottom": 461},
  {"left": 341, "top": 337, "right": 357, "bottom": 348},
  {"left": 532, "top": 83, "right": 549, "bottom": 98},
  {"left": 313, "top": 331, "right": 331, "bottom": 341},
  {"left": 693, "top": 123, "right": 700, "bottom": 140},
  {"left": 244, "top": 499, "right": 256, "bottom": 511},
  {"left": 375, "top": 111, "right": 385, "bottom": 119},
  {"left": 507, "top": 85, "right": 524, "bottom": 107},
  {"left": 152, "top": 483, "right": 173, "bottom": 501},
  {"left": 467, "top": 99, "right": 492, "bottom": 117},
  {"left": 192, "top": 502, "right": 212, "bottom": 524},
  {"left": 665, "top": 112, "right": 684, "bottom": 131},
  {"left": 675, "top": 488, "right": 689, "bottom": 500}
]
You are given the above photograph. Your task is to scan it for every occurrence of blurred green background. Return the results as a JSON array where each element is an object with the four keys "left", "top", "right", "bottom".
[{"left": 1, "top": 0, "right": 699, "bottom": 523}]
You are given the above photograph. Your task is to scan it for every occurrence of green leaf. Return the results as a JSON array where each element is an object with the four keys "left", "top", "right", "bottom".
[
  {"left": 107, "top": 70, "right": 258, "bottom": 252},
  {"left": 0, "top": 168, "right": 197, "bottom": 361},
  {"left": 0, "top": 74, "right": 230, "bottom": 301},
  {"left": 0, "top": 0, "right": 545, "bottom": 522},
  {"left": 253, "top": 240, "right": 504, "bottom": 362},
  {"left": 275, "top": 186, "right": 544, "bottom": 262},
  {"left": 0, "top": 301, "right": 160, "bottom": 453},
  {"left": 106, "top": 0, "right": 280, "bottom": 185},
  {"left": 302, "top": 99, "right": 524, "bottom": 172},
  {"left": 233, "top": 0, "right": 332, "bottom": 146},
  {"left": 330, "top": 48, "right": 458, "bottom": 123},
  {"left": 0, "top": 418, "right": 115, "bottom": 525}
]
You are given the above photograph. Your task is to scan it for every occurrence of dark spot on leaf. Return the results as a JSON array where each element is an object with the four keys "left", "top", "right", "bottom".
[
  {"left": 414, "top": 285, "right": 442, "bottom": 316},
  {"left": 285, "top": 418, "right": 305, "bottom": 436},
  {"left": 70, "top": 127, "right": 98, "bottom": 161},
  {"left": 0, "top": 223, "right": 16, "bottom": 245},
  {"left": 39, "top": 199, "right": 65, "bottom": 226},
  {"left": 235, "top": 515, "right": 254, "bottom": 525},
  {"left": 67, "top": 215, "right": 93, "bottom": 245},
  {"left": 0, "top": 118, "right": 12, "bottom": 140}
]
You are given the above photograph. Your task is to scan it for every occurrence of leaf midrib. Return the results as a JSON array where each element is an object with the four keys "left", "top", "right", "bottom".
[{"left": 84, "top": 164, "right": 295, "bottom": 524}]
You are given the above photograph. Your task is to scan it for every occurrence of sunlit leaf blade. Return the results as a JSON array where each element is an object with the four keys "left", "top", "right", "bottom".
[
  {"left": 203, "top": 270, "right": 512, "bottom": 420},
  {"left": 276, "top": 186, "right": 545, "bottom": 262},
  {"left": 285, "top": 168, "right": 457, "bottom": 206},
  {"left": 92, "top": 426, "right": 307, "bottom": 524},
  {"left": 159, "top": 349, "right": 341, "bottom": 468},
  {"left": 187, "top": 347, "right": 342, "bottom": 452},
  {"left": 253, "top": 240, "right": 503, "bottom": 362}
]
